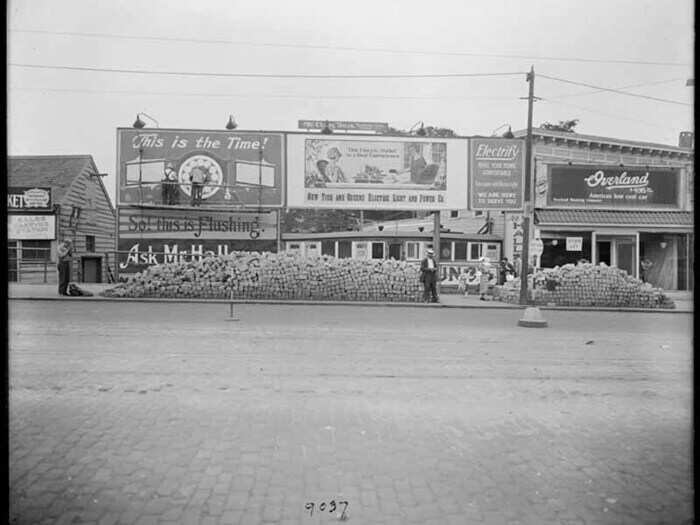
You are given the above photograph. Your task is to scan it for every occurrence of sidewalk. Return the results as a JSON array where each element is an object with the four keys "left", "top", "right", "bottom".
[{"left": 8, "top": 283, "right": 693, "bottom": 313}]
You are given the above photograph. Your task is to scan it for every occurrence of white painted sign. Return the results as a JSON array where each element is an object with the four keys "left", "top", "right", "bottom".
[
  {"left": 566, "top": 237, "right": 583, "bottom": 251},
  {"left": 531, "top": 238, "right": 544, "bottom": 257},
  {"left": 8, "top": 214, "right": 56, "bottom": 240}
]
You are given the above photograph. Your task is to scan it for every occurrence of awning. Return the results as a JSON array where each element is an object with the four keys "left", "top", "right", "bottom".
[{"left": 535, "top": 209, "right": 693, "bottom": 228}]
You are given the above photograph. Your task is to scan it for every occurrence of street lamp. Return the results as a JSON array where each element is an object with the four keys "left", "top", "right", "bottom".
[
  {"left": 132, "top": 112, "right": 159, "bottom": 128},
  {"left": 321, "top": 121, "right": 333, "bottom": 134},
  {"left": 226, "top": 115, "right": 238, "bottom": 130}
]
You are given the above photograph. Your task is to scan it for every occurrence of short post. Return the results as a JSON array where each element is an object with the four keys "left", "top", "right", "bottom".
[{"left": 227, "top": 287, "right": 239, "bottom": 321}]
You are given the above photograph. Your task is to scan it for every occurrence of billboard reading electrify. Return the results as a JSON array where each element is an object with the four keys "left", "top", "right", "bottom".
[
  {"left": 286, "top": 134, "right": 469, "bottom": 210},
  {"left": 116, "top": 128, "right": 285, "bottom": 208}
]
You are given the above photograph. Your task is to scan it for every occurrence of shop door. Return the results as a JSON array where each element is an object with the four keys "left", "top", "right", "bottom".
[
  {"left": 596, "top": 235, "right": 637, "bottom": 277},
  {"left": 615, "top": 237, "right": 635, "bottom": 276},
  {"left": 596, "top": 240, "right": 611, "bottom": 265},
  {"left": 82, "top": 257, "right": 102, "bottom": 283}
]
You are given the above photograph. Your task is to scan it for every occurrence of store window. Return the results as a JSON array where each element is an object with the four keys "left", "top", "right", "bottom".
[
  {"left": 405, "top": 241, "right": 420, "bottom": 260},
  {"left": 8, "top": 241, "right": 18, "bottom": 282},
  {"left": 539, "top": 233, "right": 592, "bottom": 269},
  {"left": 21, "top": 240, "right": 52, "bottom": 261},
  {"left": 454, "top": 241, "right": 468, "bottom": 261},
  {"left": 371, "top": 242, "right": 384, "bottom": 259},
  {"left": 338, "top": 240, "right": 352, "bottom": 258},
  {"left": 468, "top": 242, "right": 483, "bottom": 261},
  {"left": 440, "top": 241, "right": 453, "bottom": 260},
  {"left": 321, "top": 240, "right": 335, "bottom": 256}
]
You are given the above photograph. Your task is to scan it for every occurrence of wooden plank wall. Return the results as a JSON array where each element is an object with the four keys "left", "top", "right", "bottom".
[{"left": 58, "top": 166, "right": 116, "bottom": 283}]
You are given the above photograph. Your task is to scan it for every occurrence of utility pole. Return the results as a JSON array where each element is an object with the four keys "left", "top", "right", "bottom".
[
  {"left": 433, "top": 210, "right": 441, "bottom": 295},
  {"left": 519, "top": 66, "right": 535, "bottom": 306}
]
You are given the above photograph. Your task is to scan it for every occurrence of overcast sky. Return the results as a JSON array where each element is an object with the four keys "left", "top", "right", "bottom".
[{"left": 8, "top": 0, "right": 694, "bottom": 203}]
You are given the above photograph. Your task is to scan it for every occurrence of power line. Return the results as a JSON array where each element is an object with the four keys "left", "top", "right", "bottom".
[
  {"left": 9, "top": 85, "right": 515, "bottom": 101},
  {"left": 545, "top": 77, "right": 687, "bottom": 100},
  {"left": 8, "top": 62, "right": 525, "bottom": 79},
  {"left": 539, "top": 74, "right": 692, "bottom": 106},
  {"left": 10, "top": 28, "right": 693, "bottom": 67},
  {"left": 542, "top": 98, "right": 665, "bottom": 128}
]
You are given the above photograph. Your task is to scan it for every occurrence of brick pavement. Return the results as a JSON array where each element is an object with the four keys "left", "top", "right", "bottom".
[{"left": 9, "top": 301, "right": 693, "bottom": 524}]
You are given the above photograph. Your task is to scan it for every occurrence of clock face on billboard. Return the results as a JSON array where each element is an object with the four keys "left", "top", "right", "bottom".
[{"left": 177, "top": 154, "right": 224, "bottom": 199}]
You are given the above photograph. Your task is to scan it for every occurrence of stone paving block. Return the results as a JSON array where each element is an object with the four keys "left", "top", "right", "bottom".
[{"left": 9, "top": 302, "right": 694, "bottom": 525}]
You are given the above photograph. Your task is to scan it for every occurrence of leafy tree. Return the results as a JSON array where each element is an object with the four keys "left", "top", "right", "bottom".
[
  {"left": 540, "top": 119, "right": 579, "bottom": 133},
  {"left": 382, "top": 125, "right": 459, "bottom": 137}
]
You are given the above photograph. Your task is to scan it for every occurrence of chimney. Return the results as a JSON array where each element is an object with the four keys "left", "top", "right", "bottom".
[{"left": 679, "top": 131, "right": 694, "bottom": 149}]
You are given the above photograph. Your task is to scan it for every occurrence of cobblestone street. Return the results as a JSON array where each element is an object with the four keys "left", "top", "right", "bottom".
[{"left": 9, "top": 301, "right": 693, "bottom": 525}]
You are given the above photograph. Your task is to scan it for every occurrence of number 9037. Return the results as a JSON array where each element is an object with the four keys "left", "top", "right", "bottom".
[{"left": 305, "top": 500, "right": 349, "bottom": 519}]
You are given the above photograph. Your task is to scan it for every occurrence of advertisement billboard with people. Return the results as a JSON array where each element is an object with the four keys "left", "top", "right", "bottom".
[
  {"left": 286, "top": 134, "right": 469, "bottom": 209},
  {"left": 116, "top": 129, "right": 285, "bottom": 208}
]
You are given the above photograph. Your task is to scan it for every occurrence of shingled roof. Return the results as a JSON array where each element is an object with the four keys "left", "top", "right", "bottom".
[
  {"left": 8, "top": 155, "right": 99, "bottom": 204},
  {"left": 536, "top": 209, "right": 694, "bottom": 227}
]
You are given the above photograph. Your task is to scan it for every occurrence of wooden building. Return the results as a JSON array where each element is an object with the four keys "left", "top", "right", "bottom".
[{"left": 8, "top": 155, "right": 117, "bottom": 284}]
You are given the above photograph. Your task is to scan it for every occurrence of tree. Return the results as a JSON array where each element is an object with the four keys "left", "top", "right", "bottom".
[
  {"left": 382, "top": 125, "right": 459, "bottom": 137},
  {"left": 540, "top": 119, "right": 579, "bottom": 133}
]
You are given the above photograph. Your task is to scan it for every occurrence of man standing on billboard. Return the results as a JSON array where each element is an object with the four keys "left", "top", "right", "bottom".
[{"left": 190, "top": 166, "right": 206, "bottom": 206}]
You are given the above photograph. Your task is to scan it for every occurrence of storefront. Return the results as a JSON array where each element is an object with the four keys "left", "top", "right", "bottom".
[
  {"left": 8, "top": 156, "right": 116, "bottom": 283},
  {"left": 282, "top": 231, "right": 502, "bottom": 289},
  {"left": 512, "top": 128, "right": 694, "bottom": 291}
]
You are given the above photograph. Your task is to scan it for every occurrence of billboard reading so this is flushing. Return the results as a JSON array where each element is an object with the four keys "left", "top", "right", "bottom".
[
  {"left": 116, "top": 129, "right": 284, "bottom": 208},
  {"left": 286, "top": 135, "right": 469, "bottom": 210}
]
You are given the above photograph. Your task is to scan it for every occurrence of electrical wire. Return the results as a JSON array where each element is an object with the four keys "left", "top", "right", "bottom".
[
  {"left": 8, "top": 85, "right": 516, "bottom": 101},
  {"left": 546, "top": 77, "right": 687, "bottom": 100},
  {"left": 8, "top": 62, "right": 525, "bottom": 79},
  {"left": 10, "top": 29, "right": 693, "bottom": 67},
  {"left": 539, "top": 74, "right": 692, "bottom": 106},
  {"left": 541, "top": 98, "right": 667, "bottom": 128}
]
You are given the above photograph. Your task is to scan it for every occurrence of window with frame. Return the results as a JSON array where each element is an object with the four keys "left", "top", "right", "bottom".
[
  {"left": 338, "top": 240, "right": 352, "bottom": 258},
  {"left": 440, "top": 241, "right": 453, "bottom": 260},
  {"left": 468, "top": 242, "right": 483, "bottom": 261},
  {"left": 86, "top": 235, "right": 96, "bottom": 252},
  {"left": 454, "top": 241, "right": 467, "bottom": 261},
  {"left": 450, "top": 210, "right": 459, "bottom": 218},
  {"left": 371, "top": 242, "right": 384, "bottom": 259},
  {"left": 21, "top": 240, "right": 52, "bottom": 261},
  {"left": 321, "top": 240, "right": 335, "bottom": 256},
  {"left": 405, "top": 241, "right": 420, "bottom": 260}
]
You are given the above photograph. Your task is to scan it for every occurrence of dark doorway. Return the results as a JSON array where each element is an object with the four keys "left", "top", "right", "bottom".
[
  {"left": 596, "top": 241, "right": 611, "bottom": 265},
  {"left": 82, "top": 257, "right": 102, "bottom": 283},
  {"left": 388, "top": 243, "right": 402, "bottom": 260}
]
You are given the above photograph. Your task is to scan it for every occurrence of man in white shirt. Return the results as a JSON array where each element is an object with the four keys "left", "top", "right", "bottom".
[{"left": 419, "top": 248, "right": 439, "bottom": 303}]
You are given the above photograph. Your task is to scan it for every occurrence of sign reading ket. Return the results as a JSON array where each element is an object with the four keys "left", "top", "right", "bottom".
[{"left": 8, "top": 187, "right": 52, "bottom": 210}]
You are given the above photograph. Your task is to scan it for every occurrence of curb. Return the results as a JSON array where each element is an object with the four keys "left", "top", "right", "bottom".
[{"left": 8, "top": 295, "right": 691, "bottom": 314}]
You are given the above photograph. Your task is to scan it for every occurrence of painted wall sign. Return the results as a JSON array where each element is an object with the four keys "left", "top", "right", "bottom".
[
  {"left": 8, "top": 187, "right": 52, "bottom": 210},
  {"left": 545, "top": 165, "right": 680, "bottom": 208},
  {"left": 8, "top": 214, "right": 56, "bottom": 240},
  {"left": 287, "top": 134, "right": 468, "bottom": 210},
  {"left": 118, "top": 208, "right": 277, "bottom": 241},
  {"left": 117, "top": 239, "right": 276, "bottom": 274},
  {"left": 469, "top": 138, "right": 525, "bottom": 210},
  {"left": 116, "top": 129, "right": 284, "bottom": 208},
  {"left": 566, "top": 237, "right": 583, "bottom": 251}
]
